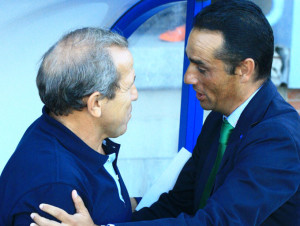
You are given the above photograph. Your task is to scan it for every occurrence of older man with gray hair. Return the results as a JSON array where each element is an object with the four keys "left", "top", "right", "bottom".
[{"left": 0, "top": 27, "right": 138, "bottom": 226}]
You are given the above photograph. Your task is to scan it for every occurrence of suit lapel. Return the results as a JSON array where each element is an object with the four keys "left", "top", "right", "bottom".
[
  {"left": 193, "top": 80, "right": 278, "bottom": 209},
  {"left": 213, "top": 80, "right": 278, "bottom": 191},
  {"left": 193, "top": 112, "right": 223, "bottom": 210}
]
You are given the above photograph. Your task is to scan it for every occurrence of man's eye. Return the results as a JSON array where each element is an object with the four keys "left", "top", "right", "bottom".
[{"left": 198, "top": 67, "right": 206, "bottom": 74}]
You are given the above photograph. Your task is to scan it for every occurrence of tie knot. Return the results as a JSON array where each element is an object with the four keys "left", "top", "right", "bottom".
[{"left": 219, "top": 119, "right": 234, "bottom": 145}]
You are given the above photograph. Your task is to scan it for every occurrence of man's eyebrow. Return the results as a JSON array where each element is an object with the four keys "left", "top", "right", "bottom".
[
  {"left": 185, "top": 50, "right": 206, "bottom": 66},
  {"left": 130, "top": 75, "right": 136, "bottom": 86},
  {"left": 189, "top": 58, "right": 206, "bottom": 66}
]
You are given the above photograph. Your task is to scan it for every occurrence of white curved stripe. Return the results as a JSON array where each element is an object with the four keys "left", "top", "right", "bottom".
[{"left": 266, "top": 0, "right": 284, "bottom": 26}]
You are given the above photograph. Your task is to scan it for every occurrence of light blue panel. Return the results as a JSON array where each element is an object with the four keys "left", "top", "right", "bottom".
[{"left": 289, "top": 0, "right": 300, "bottom": 88}]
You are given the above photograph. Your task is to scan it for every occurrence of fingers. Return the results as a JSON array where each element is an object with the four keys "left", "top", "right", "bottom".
[
  {"left": 30, "top": 212, "right": 60, "bottom": 226},
  {"left": 39, "top": 203, "right": 70, "bottom": 222},
  {"left": 72, "top": 190, "right": 89, "bottom": 215}
]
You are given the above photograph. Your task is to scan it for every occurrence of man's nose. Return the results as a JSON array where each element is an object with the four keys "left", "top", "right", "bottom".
[
  {"left": 131, "top": 84, "right": 138, "bottom": 101},
  {"left": 184, "top": 65, "right": 198, "bottom": 85}
]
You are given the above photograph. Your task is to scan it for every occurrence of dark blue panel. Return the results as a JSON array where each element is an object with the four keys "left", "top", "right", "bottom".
[
  {"left": 178, "top": 0, "right": 193, "bottom": 152},
  {"left": 178, "top": 0, "right": 210, "bottom": 152}
]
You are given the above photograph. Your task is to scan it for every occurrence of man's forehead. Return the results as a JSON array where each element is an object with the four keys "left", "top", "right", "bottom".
[
  {"left": 186, "top": 29, "right": 223, "bottom": 59},
  {"left": 189, "top": 29, "right": 223, "bottom": 43},
  {"left": 108, "top": 46, "right": 131, "bottom": 58},
  {"left": 108, "top": 46, "right": 133, "bottom": 68}
]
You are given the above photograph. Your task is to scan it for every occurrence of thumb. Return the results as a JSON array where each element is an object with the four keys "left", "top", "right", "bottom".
[{"left": 72, "top": 190, "right": 89, "bottom": 215}]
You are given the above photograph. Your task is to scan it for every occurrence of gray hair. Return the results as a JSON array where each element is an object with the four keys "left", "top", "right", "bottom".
[{"left": 36, "top": 27, "right": 128, "bottom": 116}]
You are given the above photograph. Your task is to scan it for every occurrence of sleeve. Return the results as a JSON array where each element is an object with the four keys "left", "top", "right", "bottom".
[
  {"left": 11, "top": 183, "right": 90, "bottom": 225},
  {"left": 119, "top": 122, "right": 300, "bottom": 226}
]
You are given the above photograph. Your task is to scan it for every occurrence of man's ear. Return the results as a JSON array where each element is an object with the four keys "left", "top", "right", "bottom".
[
  {"left": 86, "top": 92, "right": 102, "bottom": 118},
  {"left": 235, "top": 58, "right": 256, "bottom": 83}
]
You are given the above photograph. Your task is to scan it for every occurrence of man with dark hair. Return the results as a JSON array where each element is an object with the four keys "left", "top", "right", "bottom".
[
  {"left": 31, "top": 0, "right": 300, "bottom": 225},
  {"left": 0, "top": 27, "right": 138, "bottom": 225}
]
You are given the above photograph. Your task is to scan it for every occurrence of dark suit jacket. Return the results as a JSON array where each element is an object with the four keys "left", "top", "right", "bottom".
[{"left": 121, "top": 80, "right": 300, "bottom": 225}]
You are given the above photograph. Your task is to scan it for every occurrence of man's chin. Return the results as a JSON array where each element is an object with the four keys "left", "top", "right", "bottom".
[
  {"left": 109, "top": 128, "right": 126, "bottom": 139},
  {"left": 117, "top": 125, "right": 128, "bottom": 137},
  {"left": 199, "top": 102, "right": 213, "bottom": 111}
]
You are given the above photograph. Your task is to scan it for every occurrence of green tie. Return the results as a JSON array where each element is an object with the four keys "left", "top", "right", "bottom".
[{"left": 199, "top": 119, "right": 234, "bottom": 209}]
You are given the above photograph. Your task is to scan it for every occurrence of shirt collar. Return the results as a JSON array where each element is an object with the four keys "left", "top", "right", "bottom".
[
  {"left": 41, "top": 106, "right": 120, "bottom": 172},
  {"left": 224, "top": 87, "right": 261, "bottom": 128}
]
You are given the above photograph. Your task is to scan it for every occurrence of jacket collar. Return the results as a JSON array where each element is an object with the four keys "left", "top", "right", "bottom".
[
  {"left": 229, "top": 79, "right": 277, "bottom": 143},
  {"left": 40, "top": 106, "right": 121, "bottom": 172},
  {"left": 216, "top": 79, "right": 277, "bottom": 174}
]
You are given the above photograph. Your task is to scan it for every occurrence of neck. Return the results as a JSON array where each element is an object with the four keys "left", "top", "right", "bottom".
[
  {"left": 50, "top": 110, "right": 106, "bottom": 155},
  {"left": 224, "top": 79, "right": 265, "bottom": 117}
]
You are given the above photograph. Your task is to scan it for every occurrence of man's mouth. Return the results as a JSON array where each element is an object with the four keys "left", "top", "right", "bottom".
[{"left": 196, "top": 91, "right": 205, "bottom": 101}]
